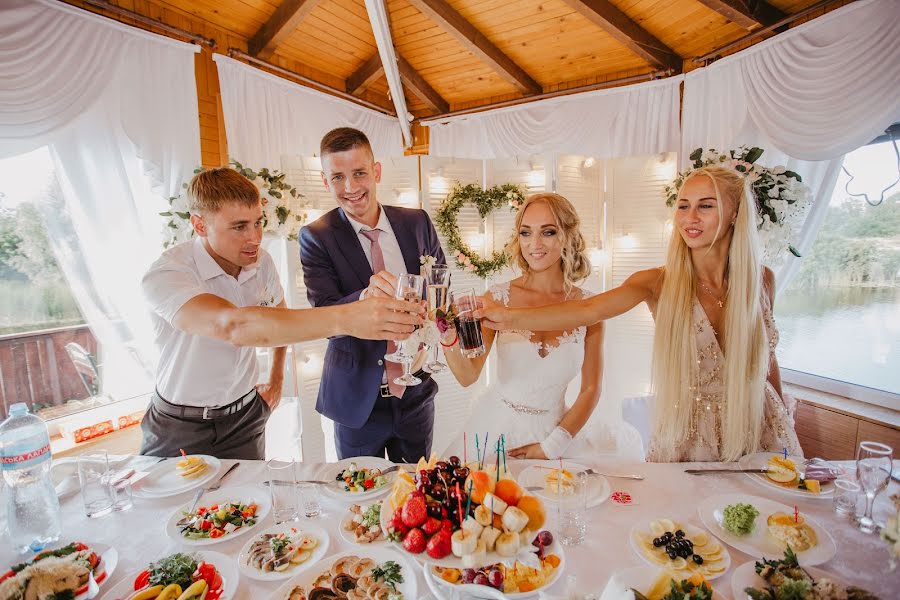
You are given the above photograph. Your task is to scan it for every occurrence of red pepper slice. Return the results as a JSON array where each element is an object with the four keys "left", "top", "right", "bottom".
[{"left": 133, "top": 569, "right": 151, "bottom": 590}]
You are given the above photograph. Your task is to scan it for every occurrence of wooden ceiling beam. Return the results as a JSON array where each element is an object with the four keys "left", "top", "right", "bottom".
[
  {"left": 561, "top": 0, "right": 682, "bottom": 73},
  {"left": 694, "top": 0, "right": 786, "bottom": 30},
  {"left": 405, "top": 0, "right": 542, "bottom": 95},
  {"left": 248, "top": 0, "right": 323, "bottom": 60},
  {"left": 347, "top": 53, "right": 450, "bottom": 115}
]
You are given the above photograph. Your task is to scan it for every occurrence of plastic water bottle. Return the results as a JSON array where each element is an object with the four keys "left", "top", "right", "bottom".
[{"left": 1, "top": 403, "right": 61, "bottom": 553}]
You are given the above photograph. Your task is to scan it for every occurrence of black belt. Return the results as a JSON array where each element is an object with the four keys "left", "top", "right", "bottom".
[
  {"left": 153, "top": 388, "right": 258, "bottom": 420},
  {"left": 380, "top": 369, "right": 432, "bottom": 398}
]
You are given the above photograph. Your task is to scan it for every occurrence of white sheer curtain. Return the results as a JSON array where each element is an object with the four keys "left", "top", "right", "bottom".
[
  {"left": 0, "top": 0, "right": 201, "bottom": 399},
  {"left": 213, "top": 55, "right": 404, "bottom": 166},
  {"left": 422, "top": 76, "right": 683, "bottom": 159},
  {"left": 682, "top": 0, "right": 900, "bottom": 290}
]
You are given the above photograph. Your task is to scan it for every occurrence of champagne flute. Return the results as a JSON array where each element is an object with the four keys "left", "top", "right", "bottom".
[
  {"left": 422, "top": 264, "right": 451, "bottom": 373},
  {"left": 854, "top": 440, "right": 892, "bottom": 534},
  {"left": 385, "top": 273, "right": 424, "bottom": 363}
]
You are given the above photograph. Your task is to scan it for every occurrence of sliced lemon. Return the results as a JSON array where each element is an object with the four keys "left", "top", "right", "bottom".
[
  {"left": 691, "top": 531, "right": 709, "bottom": 547},
  {"left": 649, "top": 521, "right": 665, "bottom": 536},
  {"left": 658, "top": 518, "right": 675, "bottom": 532},
  {"left": 291, "top": 550, "right": 312, "bottom": 564},
  {"left": 670, "top": 556, "right": 688, "bottom": 570},
  {"left": 300, "top": 535, "right": 318, "bottom": 550}
]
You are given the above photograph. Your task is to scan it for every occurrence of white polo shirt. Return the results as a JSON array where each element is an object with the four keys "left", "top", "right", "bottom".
[{"left": 142, "top": 237, "right": 284, "bottom": 408}]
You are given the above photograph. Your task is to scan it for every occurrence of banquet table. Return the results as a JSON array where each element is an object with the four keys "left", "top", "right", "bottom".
[{"left": 4, "top": 456, "right": 898, "bottom": 599}]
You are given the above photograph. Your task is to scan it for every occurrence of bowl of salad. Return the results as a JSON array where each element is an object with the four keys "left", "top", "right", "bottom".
[
  {"left": 103, "top": 550, "right": 237, "bottom": 600},
  {"left": 165, "top": 484, "right": 271, "bottom": 546}
]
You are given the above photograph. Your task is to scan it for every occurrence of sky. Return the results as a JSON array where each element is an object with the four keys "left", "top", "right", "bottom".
[{"left": 0, "top": 146, "right": 55, "bottom": 210}]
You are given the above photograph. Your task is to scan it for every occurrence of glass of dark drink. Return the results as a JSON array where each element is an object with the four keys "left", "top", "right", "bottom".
[{"left": 450, "top": 288, "right": 485, "bottom": 359}]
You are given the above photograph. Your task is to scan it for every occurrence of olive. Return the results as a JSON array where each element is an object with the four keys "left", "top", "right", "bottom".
[
  {"left": 667, "top": 549, "right": 677, "bottom": 560},
  {"left": 652, "top": 537, "right": 664, "bottom": 547},
  {"left": 693, "top": 555, "right": 704, "bottom": 565},
  {"left": 675, "top": 529, "right": 685, "bottom": 538}
]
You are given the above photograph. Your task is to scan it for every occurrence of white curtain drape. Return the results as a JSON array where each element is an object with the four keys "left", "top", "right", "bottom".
[
  {"left": 681, "top": 0, "right": 900, "bottom": 290},
  {"left": 422, "top": 76, "right": 683, "bottom": 159},
  {"left": 213, "top": 55, "right": 404, "bottom": 166},
  {"left": 0, "top": 0, "right": 201, "bottom": 398}
]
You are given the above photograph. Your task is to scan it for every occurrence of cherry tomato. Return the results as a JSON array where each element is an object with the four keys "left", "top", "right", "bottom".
[
  {"left": 209, "top": 528, "right": 224, "bottom": 539},
  {"left": 363, "top": 479, "right": 374, "bottom": 490},
  {"left": 200, "top": 520, "right": 213, "bottom": 531},
  {"left": 133, "top": 570, "right": 151, "bottom": 590}
]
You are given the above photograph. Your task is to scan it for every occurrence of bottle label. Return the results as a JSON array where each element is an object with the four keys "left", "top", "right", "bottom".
[{"left": 1, "top": 443, "right": 51, "bottom": 470}]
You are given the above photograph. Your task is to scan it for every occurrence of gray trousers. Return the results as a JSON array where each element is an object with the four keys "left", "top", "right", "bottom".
[{"left": 139, "top": 392, "right": 271, "bottom": 459}]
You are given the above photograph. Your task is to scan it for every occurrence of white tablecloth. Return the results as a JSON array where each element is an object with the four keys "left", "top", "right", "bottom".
[{"left": 3, "top": 456, "right": 898, "bottom": 599}]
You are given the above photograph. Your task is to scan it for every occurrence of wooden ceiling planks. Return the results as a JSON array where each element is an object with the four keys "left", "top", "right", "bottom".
[{"left": 249, "top": 0, "right": 326, "bottom": 59}]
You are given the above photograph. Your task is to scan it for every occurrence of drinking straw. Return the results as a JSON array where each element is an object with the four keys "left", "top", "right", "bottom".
[
  {"left": 500, "top": 434, "right": 507, "bottom": 474},
  {"left": 456, "top": 482, "right": 463, "bottom": 524},
  {"left": 475, "top": 433, "right": 480, "bottom": 467},
  {"left": 482, "top": 433, "right": 489, "bottom": 469},
  {"left": 464, "top": 480, "right": 473, "bottom": 519},
  {"left": 495, "top": 440, "right": 501, "bottom": 486}
]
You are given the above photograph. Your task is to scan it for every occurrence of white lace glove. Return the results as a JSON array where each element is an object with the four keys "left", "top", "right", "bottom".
[{"left": 539, "top": 426, "right": 573, "bottom": 459}]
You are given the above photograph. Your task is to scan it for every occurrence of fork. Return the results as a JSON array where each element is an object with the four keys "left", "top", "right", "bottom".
[
  {"left": 186, "top": 462, "right": 240, "bottom": 515},
  {"left": 583, "top": 468, "right": 644, "bottom": 480}
]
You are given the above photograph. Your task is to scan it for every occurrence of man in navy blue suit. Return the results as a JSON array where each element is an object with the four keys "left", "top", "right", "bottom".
[{"left": 300, "top": 127, "right": 447, "bottom": 461}]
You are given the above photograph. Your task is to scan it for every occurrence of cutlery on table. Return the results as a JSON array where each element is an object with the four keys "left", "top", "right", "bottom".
[
  {"left": 264, "top": 464, "right": 405, "bottom": 487},
  {"left": 684, "top": 468, "right": 769, "bottom": 475},
  {"left": 186, "top": 462, "right": 239, "bottom": 514},
  {"left": 584, "top": 467, "right": 644, "bottom": 480}
]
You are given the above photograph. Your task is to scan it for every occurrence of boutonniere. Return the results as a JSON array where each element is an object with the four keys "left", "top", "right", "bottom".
[
  {"left": 259, "top": 293, "right": 276, "bottom": 307},
  {"left": 419, "top": 254, "right": 437, "bottom": 269}
]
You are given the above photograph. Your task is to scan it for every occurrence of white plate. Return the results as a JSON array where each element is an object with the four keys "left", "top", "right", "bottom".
[
  {"left": 603, "top": 565, "right": 728, "bottom": 600},
  {"left": 629, "top": 518, "right": 731, "bottom": 580},
  {"left": 425, "top": 539, "right": 567, "bottom": 599},
  {"left": 737, "top": 453, "right": 834, "bottom": 499},
  {"left": 318, "top": 456, "right": 396, "bottom": 501},
  {"left": 3, "top": 542, "right": 118, "bottom": 600},
  {"left": 269, "top": 547, "right": 418, "bottom": 600},
  {"left": 730, "top": 559, "right": 869, "bottom": 600},
  {"left": 339, "top": 501, "right": 387, "bottom": 545},
  {"left": 517, "top": 462, "right": 610, "bottom": 507},
  {"left": 238, "top": 522, "right": 330, "bottom": 582},
  {"left": 165, "top": 484, "right": 272, "bottom": 546},
  {"left": 133, "top": 455, "right": 222, "bottom": 499},
  {"left": 697, "top": 493, "right": 836, "bottom": 566},
  {"left": 99, "top": 550, "right": 238, "bottom": 600}
]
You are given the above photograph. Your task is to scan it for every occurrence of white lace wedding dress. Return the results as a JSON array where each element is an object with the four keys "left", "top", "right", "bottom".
[{"left": 446, "top": 281, "right": 643, "bottom": 461}]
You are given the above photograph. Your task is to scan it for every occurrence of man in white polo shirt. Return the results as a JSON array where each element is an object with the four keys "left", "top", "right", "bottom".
[{"left": 141, "top": 167, "right": 423, "bottom": 459}]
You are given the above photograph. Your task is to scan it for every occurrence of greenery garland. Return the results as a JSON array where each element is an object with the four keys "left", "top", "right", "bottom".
[{"left": 434, "top": 182, "right": 526, "bottom": 278}]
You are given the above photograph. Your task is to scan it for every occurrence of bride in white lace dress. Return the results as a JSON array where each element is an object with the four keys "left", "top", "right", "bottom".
[{"left": 442, "top": 193, "right": 639, "bottom": 461}]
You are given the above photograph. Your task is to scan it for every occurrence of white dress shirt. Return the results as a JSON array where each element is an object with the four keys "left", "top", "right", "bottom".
[
  {"left": 349, "top": 204, "right": 409, "bottom": 293},
  {"left": 142, "top": 237, "right": 284, "bottom": 407}
]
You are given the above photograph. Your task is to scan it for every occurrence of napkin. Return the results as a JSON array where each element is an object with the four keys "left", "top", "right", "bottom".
[{"left": 597, "top": 573, "right": 636, "bottom": 600}]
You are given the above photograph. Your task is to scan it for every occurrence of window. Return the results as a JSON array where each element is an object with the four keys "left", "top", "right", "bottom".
[{"left": 776, "top": 140, "right": 900, "bottom": 402}]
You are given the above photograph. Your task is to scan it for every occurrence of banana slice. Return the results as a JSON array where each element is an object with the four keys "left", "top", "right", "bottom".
[
  {"left": 482, "top": 492, "right": 508, "bottom": 515},
  {"left": 480, "top": 526, "right": 501, "bottom": 552},
  {"left": 451, "top": 529, "right": 478, "bottom": 557},
  {"left": 462, "top": 516, "right": 483, "bottom": 537},
  {"left": 501, "top": 506, "right": 529, "bottom": 533},
  {"left": 474, "top": 504, "right": 494, "bottom": 527},
  {"left": 495, "top": 531, "right": 520, "bottom": 557},
  {"left": 461, "top": 540, "right": 487, "bottom": 569}
]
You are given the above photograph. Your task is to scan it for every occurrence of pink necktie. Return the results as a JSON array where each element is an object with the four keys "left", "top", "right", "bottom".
[{"left": 360, "top": 229, "right": 406, "bottom": 398}]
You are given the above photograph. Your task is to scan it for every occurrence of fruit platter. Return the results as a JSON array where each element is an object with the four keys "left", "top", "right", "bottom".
[
  {"left": 0, "top": 541, "right": 118, "bottom": 600},
  {"left": 381, "top": 454, "right": 554, "bottom": 570},
  {"left": 737, "top": 453, "right": 838, "bottom": 498},
  {"left": 238, "top": 523, "right": 330, "bottom": 582},
  {"left": 271, "top": 547, "right": 418, "bottom": 600},
  {"left": 630, "top": 517, "right": 731, "bottom": 580},
  {"left": 103, "top": 550, "right": 238, "bottom": 600},
  {"left": 427, "top": 530, "right": 566, "bottom": 597}
]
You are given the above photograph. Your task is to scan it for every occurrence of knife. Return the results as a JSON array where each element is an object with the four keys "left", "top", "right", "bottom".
[
  {"left": 186, "top": 462, "right": 240, "bottom": 514},
  {"left": 684, "top": 468, "right": 768, "bottom": 475}
]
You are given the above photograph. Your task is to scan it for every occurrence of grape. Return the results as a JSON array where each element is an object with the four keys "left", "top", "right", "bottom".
[
  {"left": 473, "top": 573, "right": 489, "bottom": 586},
  {"left": 462, "top": 568, "right": 477, "bottom": 583},
  {"left": 538, "top": 530, "right": 553, "bottom": 546},
  {"left": 488, "top": 568, "right": 504, "bottom": 589}
]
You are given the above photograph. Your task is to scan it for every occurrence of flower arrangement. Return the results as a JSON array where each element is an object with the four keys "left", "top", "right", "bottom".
[
  {"left": 160, "top": 160, "right": 308, "bottom": 248},
  {"left": 665, "top": 147, "right": 812, "bottom": 266},
  {"left": 434, "top": 182, "right": 526, "bottom": 278},
  {"left": 881, "top": 493, "right": 900, "bottom": 570}
]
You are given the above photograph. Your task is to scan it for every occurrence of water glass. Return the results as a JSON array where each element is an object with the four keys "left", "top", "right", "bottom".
[
  {"left": 450, "top": 288, "right": 485, "bottom": 359},
  {"left": 832, "top": 479, "right": 860, "bottom": 516},
  {"left": 78, "top": 451, "right": 113, "bottom": 519},
  {"left": 385, "top": 273, "right": 425, "bottom": 364},
  {"left": 298, "top": 482, "right": 322, "bottom": 518},
  {"left": 267, "top": 458, "right": 300, "bottom": 524},
  {"left": 556, "top": 470, "right": 587, "bottom": 546},
  {"left": 855, "top": 440, "right": 892, "bottom": 534}
]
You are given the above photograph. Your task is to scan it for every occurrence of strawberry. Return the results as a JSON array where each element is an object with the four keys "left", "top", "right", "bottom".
[
  {"left": 426, "top": 529, "right": 452, "bottom": 559},
  {"left": 423, "top": 517, "right": 442, "bottom": 536},
  {"left": 401, "top": 494, "right": 428, "bottom": 528},
  {"left": 402, "top": 527, "right": 427, "bottom": 554},
  {"left": 440, "top": 519, "right": 453, "bottom": 533}
]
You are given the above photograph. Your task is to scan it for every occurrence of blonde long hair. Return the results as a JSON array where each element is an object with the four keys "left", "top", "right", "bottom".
[
  {"left": 505, "top": 193, "right": 591, "bottom": 295},
  {"left": 651, "top": 166, "right": 768, "bottom": 462}
]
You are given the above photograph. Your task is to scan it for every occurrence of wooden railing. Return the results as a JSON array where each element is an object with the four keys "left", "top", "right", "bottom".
[{"left": 0, "top": 324, "right": 97, "bottom": 420}]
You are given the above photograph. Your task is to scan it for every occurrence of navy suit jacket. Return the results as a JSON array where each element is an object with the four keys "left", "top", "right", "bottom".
[{"left": 299, "top": 205, "right": 447, "bottom": 428}]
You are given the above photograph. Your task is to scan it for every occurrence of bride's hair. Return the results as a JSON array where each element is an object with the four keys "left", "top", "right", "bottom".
[
  {"left": 651, "top": 165, "right": 768, "bottom": 462},
  {"left": 505, "top": 192, "right": 591, "bottom": 295}
]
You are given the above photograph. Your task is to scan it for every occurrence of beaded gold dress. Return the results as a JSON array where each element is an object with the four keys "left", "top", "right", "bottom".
[{"left": 647, "top": 295, "right": 802, "bottom": 462}]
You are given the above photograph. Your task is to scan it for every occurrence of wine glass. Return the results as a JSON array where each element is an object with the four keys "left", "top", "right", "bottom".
[
  {"left": 384, "top": 273, "right": 424, "bottom": 364},
  {"left": 422, "top": 264, "right": 450, "bottom": 373},
  {"left": 855, "top": 440, "right": 892, "bottom": 534}
]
